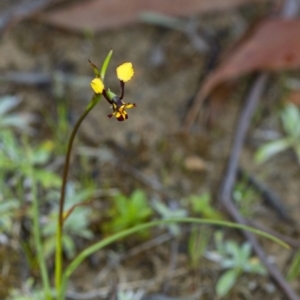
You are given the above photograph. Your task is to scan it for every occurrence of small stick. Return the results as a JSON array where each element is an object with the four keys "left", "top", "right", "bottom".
[
  {"left": 218, "top": 0, "right": 300, "bottom": 297},
  {"left": 219, "top": 74, "right": 300, "bottom": 300},
  {"left": 238, "top": 168, "right": 292, "bottom": 223}
]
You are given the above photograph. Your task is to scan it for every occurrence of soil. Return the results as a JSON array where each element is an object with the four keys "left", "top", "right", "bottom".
[{"left": 0, "top": 1, "right": 299, "bottom": 299}]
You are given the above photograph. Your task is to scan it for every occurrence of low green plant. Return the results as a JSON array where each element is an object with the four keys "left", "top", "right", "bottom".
[
  {"left": 188, "top": 226, "right": 210, "bottom": 269},
  {"left": 0, "top": 131, "right": 60, "bottom": 189},
  {"left": 188, "top": 193, "right": 223, "bottom": 219},
  {"left": 43, "top": 182, "right": 94, "bottom": 259},
  {"left": 287, "top": 246, "right": 300, "bottom": 281},
  {"left": 0, "top": 95, "right": 34, "bottom": 132},
  {"left": 152, "top": 199, "right": 187, "bottom": 236},
  {"left": 104, "top": 189, "right": 153, "bottom": 236},
  {"left": 214, "top": 232, "right": 266, "bottom": 297},
  {"left": 256, "top": 103, "right": 300, "bottom": 164},
  {"left": 46, "top": 100, "right": 70, "bottom": 155},
  {"left": 0, "top": 194, "right": 19, "bottom": 234},
  {"left": 7, "top": 278, "right": 55, "bottom": 300},
  {"left": 233, "top": 181, "right": 256, "bottom": 217},
  {"left": 0, "top": 120, "right": 60, "bottom": 276}
]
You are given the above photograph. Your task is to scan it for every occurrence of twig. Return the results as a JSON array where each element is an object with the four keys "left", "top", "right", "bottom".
[
  {"left": 218, "top": 1, "right": 300, "bottom": 298},
  {"left": 219, "top": 74, "right": 300, "bottom": 300},
  {"left": 182, "top": 88, "right": 207, "bottom": 132},
  {"left": 238, "top": 168, "right": 292, "bottom": 223},
  {"left": 182, "top": 0, "right": 300, "bottom": 298},
  {"left": 182, "top": 31, "right": 222, "bottom": 131},
  {"left": 63, "top": 199, "right": 94, "bottom": 221}
]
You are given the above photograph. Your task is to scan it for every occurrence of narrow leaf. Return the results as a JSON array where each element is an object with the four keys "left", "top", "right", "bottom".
[
  {"left": 216, "top": 269, "right": 239, "bottom": 297},
  {"left": 255, "top": 139, "right": 291, "bottom": 163}
]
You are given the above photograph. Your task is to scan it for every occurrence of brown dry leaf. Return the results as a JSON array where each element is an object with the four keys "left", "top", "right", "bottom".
[
  {"left": 37, "top": 0, "right": 268, "bottom": 32},
  {"left": 201, "top": 19, "right": 300, "bottom": 97},
  {"left": 183, "top": 19, "right": 300, "bottom": 130}
]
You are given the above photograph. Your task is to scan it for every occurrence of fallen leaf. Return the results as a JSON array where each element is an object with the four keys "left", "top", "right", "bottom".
[
  {"left": 37, "top": 0, "right": 269, "bottom": 32},
  {"left": 202, "top": 19, "right": 300, "bottom": 97},
  {"left": 183, "top": 19, "right": 300, "bottom": 130}
]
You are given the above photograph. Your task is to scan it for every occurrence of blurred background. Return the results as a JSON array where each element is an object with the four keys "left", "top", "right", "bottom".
[{"left": 1, "top": 0, "right": 300, "bottom": 299}]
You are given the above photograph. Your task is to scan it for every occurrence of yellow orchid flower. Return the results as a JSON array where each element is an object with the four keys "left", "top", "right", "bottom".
[
  {"left": 108, "top": 101, "right": 136, "bottom": 121},
  {"left": 89, "top": 60, "right": 136, "bottom": 121}
]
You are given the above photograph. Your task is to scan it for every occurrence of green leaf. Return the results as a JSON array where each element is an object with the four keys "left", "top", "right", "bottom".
[
  {"left": 287, "top": 246, "right": 300, "bottom": 280},
  {"left": 106, "top": 190, "right": 153, "bottom": 236},
  {"left": 43, "top": 236, "right": 56, "bottom": 259},
  {"left": 0, "top": 95, "right": 21, "bottom": 116},
  {"left": 32, "top": 169, "right": 61, "bottom": 188},
  {"left": 0, "top": 199, "right": 19, "bottom": 214},
  {"left": 1, "top": 114, "right": 33, "bottom": 130},
  {"left": 76, "top": 229, "right": 94, "bottom": 240},
  {"left": 190, "top": 193, "right": 223, "bottom": 220},
  {"left": 240, "top": 242, "right": 251, "bottom": 262},
  {"left": 63, "top": 235, "right": 76, "bottom": 259},
  {"left": 100, "top": 50, "right": 113, "bottom": 79},
  {"left": 188, "top": 226, "right": 210, "bottom": 268},
  {"left": 60, "top": 217, "right": 289, "bottom": 298},
  {"left": 89, "top": 60, "right": 100, "bottom": 77},
  {"left": 225, "top": 241, "right": 240, "bottom": 260},
  {"left": 281, "top": 104, "right": 300, "bottom": 136},
  {"left": 216, "top": 269, "right": 239, "bottom": 297},
  {"left": 246, "top": 258, "right": 266, "bottom": 275},
  {"left": 152, "top": 199, "right": 187, "bottom": 235},
  {"left": 255, "top": 138, "right": 291, "bottom": 164}
]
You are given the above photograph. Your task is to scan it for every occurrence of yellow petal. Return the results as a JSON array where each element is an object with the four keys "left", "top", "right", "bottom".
[
  {"left": 124, "top": 103, "right": 136, "bottom": 109},
  {"left": 115, "top": 110, "right": 128, "bottom": 121},
  {"left": 116, "top": 62, "right": 134, "bottom": 82},
  {"left": 90, "top": 78, "right": 104, "bottom": 94}
]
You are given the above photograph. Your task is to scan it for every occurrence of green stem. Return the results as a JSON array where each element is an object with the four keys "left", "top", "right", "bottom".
[
  {"left": 28, "top": 148, "right": 52, "bottom": 299},
  {"left": 59, "top": 217, "right": 289, "bottom": 297},
  {"left": 55, "top": 50, "right": 112, "bottom": 298},
  {"left": 55, "top": 105, "right": 93, "bottom": 292}
]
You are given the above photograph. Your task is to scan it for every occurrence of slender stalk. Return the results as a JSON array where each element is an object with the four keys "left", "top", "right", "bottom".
[
  {"left": 55, "top": 105, "right": 93, "bottom": 292},
  {"left": 58, "top": 217, "right": 289, "bottom": 297},
  {"left": 32, "top": 187, "right": 52, "bottom": 300},
  {"left": 55, "top": 51, "right": 113, "bottom": 298},
  {"left": 55, "top": 50, "right": 113, "bottom": 296},
  {"left": 26, "top": 144, "right": 52, "bottom": 299}
]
